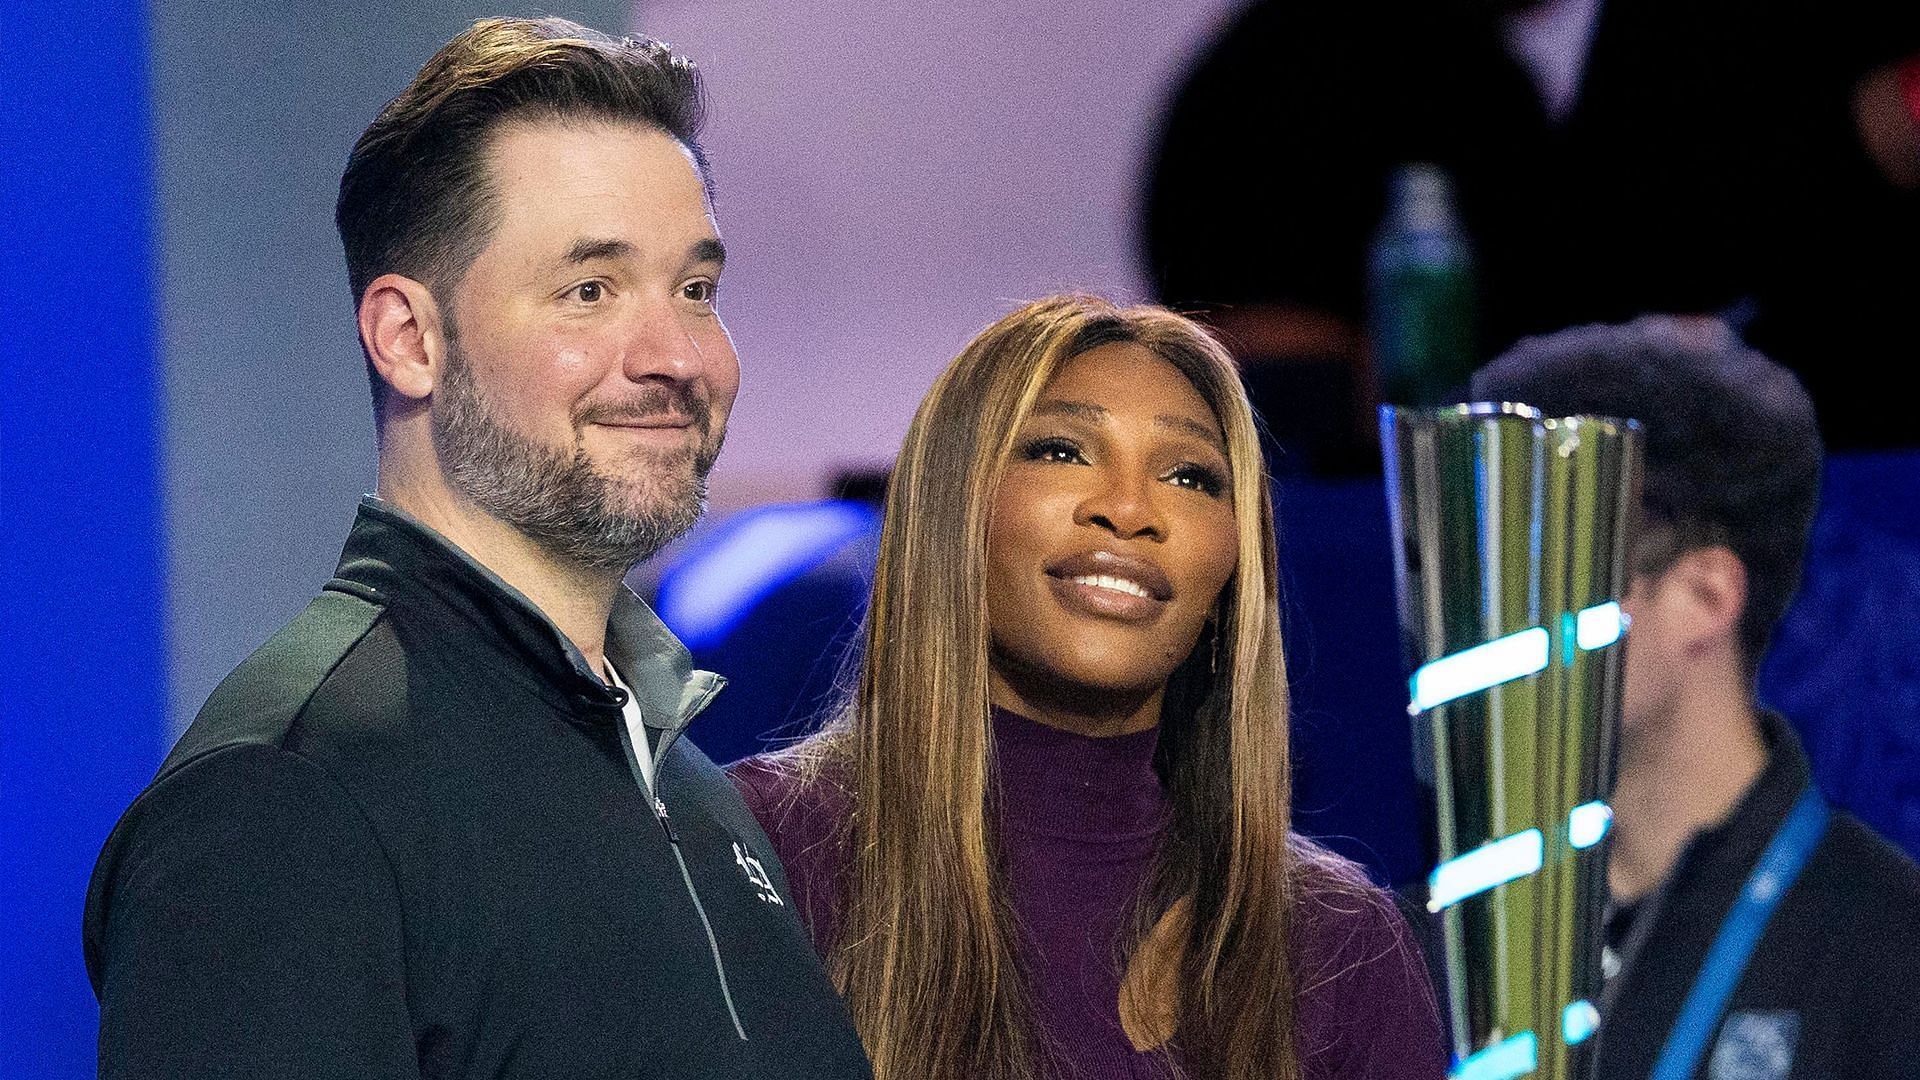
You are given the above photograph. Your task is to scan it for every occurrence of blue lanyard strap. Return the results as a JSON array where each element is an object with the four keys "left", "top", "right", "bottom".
[{"left": 1647, "top": 785, "right": 1830, "bottom": 1080}]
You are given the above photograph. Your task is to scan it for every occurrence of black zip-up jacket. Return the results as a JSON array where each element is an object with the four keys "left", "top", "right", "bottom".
[
  {"left": 1594, "top": 712, "right": 1920, "bottom": 1079},
  {"left": 84, "top": 498, "right": 873, "bottom": 1080}
]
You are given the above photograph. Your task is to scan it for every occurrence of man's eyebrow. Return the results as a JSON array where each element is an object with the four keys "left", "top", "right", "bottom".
[
  {"left": 563, "top": 237, "right": 635, "bottom": 265},
  {"left": 559, "top": 237, "right": 725, "bottom": 270},
  {"left": 1157, "top": 413, "right": 1227, "bottom": 451},
  {"left": 690, "top": 237, "right": 726, "bottom": 268}
]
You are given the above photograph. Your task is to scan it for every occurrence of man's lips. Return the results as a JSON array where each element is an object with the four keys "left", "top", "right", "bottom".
[
  {"left": 1044, "top": 550, "right": 1175, "bottom": 602},
  {"left": 583, "top": 415, "right": 705, "bottom": 456},
  {"left": 580, "top": 387, "right": 708, "bottom": 433},
  {"left": 591, "top": 415, "right": 698, "bottom": 429},
  {"left": 582, "top": 402, "right": 709, "bottom": 438}
]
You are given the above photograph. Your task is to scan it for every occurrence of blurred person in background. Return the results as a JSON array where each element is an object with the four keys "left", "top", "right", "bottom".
[
  {"left": 82, "top": 18, "right": 869, "bottom": 1080},
  {"left": 1144, "top": 0, "right": 1920, "bottom": 473},
  {"left": 1470, "top": 316, "right": 1920, "bottom": 1079},
  {"left": 731, "top": 295, "right": 1446, "bottom": 1080}
]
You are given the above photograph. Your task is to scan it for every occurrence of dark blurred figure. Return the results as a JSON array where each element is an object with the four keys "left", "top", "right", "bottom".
[
  {"left": 1472, "top": 317, "right": 1920, "bottom": 1080},
  {"left": 1144, "top": 0, "right": 1920, "bottom": 471}
]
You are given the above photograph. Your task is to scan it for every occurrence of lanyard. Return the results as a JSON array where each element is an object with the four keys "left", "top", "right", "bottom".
[{"left": 1646, "top": 785, "right": 1829, "bottom": 1080}]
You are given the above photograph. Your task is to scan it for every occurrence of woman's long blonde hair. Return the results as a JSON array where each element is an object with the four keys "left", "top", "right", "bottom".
[{"left": 793, "top": 295, "right": 1303, "bottom": 1080}]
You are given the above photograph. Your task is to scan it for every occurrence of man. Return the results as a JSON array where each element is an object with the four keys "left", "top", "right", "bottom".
[
  {"left": 83, "top": 18, "right": 871, "bottom": 1079},
  {"left": 1470, "top": 317, "right": 1920, "bottom": 1079}
]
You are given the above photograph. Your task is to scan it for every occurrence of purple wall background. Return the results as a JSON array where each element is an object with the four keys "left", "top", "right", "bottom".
[{"left": 628, "top": 0, "right": 1243, "bottom": 502}]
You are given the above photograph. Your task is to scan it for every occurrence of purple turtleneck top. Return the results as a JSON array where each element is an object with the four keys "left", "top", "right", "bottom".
[{"left": 729, "top": 710, "right": 1446, "bottom": 1079}]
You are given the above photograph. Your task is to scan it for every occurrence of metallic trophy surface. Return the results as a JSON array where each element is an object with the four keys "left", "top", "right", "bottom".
[{"left": 1381, "top": 404, "right": 1642, "bottom": 1080}]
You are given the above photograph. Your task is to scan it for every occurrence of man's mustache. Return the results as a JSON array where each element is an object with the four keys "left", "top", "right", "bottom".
[{"left": 576, "top": 384, "right": 711, "bottom": 435}]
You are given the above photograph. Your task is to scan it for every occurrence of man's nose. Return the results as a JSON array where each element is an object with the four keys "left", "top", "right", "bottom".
[{"left": 619, "top": 299, "right": 704, "bottom": 384}]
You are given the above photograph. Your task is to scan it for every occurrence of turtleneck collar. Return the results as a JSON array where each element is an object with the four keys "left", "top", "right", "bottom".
[{"left": 990, "top": 707, "right": 1171, "bottom": 841}]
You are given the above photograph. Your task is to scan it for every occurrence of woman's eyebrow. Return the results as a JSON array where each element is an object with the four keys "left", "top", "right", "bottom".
[
  {"left": 1157, "top": 413, "right": 1227, "bottom": 452},
  {"left": 1032, "top": 400, "right": 1227, "bottom": 453},
  {"left": 1031, "top": 399, "right": 1106, "bottom": 423}
]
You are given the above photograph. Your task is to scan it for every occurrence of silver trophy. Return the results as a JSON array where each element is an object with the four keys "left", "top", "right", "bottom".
[{"left": 1382, "top": 404, "right": 1642, "bottom": 1080}]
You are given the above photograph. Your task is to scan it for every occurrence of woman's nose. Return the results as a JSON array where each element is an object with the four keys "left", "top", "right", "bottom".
[{"left": 1076, "top": 468, "right": 1164, "bottom": 541}]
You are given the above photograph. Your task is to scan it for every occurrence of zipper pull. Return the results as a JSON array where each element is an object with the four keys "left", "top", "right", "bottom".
[{"left": 653, "top": 795, "right": 680, "bottom": 845}]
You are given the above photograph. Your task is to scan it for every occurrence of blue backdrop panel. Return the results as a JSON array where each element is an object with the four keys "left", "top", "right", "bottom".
[
  {"left": 658, "top": 503, "right": 880, "bottom": 766},
  {"left": 1761, "top": 450, "right": 1920, "bottom": 851},
  {"left": 1273, "top": 477, "right": 1430, "bottom": 882},
  {"left": 2, "top": 6, "right": 167, "bottom": 1076}
]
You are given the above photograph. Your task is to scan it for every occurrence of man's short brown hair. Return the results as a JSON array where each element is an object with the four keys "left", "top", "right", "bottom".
[
  {"left": 1470, "top": 316, "right": 1823, "bottom": 676},
  {"left": 335, "top": 17, "right": 706, "bottom": 340}
]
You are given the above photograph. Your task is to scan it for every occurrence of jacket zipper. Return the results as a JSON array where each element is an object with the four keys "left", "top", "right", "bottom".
[
  {"left": 653, "top": 793, "right": 748, "bottom": 1041},
  {"left": 616, "top": 705, "right": 749, "bottom": 1042}
]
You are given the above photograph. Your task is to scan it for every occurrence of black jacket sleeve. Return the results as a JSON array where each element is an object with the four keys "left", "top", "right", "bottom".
[{"left": 86, "top": 742, "right": 418, "bottom": 1079}]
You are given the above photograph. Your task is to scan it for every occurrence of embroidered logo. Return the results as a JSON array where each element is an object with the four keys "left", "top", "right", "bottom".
[
  {"left": 1709, "top": 1010, "right": 1800, "bottom": 1080},
  {"left": 733, "top": 841, "right": 784, "bottom": 906}
]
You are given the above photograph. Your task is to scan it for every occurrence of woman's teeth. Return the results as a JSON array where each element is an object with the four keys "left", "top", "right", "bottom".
[{"left": 1069, "top": 574, "right": 1151, "bottom": 599}]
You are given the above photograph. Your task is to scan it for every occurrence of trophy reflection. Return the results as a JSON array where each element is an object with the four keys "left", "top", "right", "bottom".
[{"left": 1382, "top": 404, "right": 1642, "bottom": 1080}]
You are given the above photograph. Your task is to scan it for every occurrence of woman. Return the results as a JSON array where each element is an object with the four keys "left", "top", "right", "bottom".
[{"left": 731, "top": 296, "right": 1443, "bottom": 1079}]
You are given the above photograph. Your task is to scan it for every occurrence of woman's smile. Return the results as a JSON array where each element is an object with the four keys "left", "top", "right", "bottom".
[{"left": 1043, "top": 549, "right": 1175, "bottom": 622}]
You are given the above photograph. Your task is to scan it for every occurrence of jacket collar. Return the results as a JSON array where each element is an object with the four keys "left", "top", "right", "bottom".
[
  {"left": 1602, "top": 709, "right": 1816, "bottom": 982},
  {"left": 1667, "top": 709, "right": 1813, "bottom": 890},
  {"left": 332, "top": 496, "right": 725, "bottom": 732}
]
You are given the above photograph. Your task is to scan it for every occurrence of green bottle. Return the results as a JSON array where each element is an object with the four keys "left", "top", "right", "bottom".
[{"left": 1370, "top": 163, "right": 1479, "bottom": 406}]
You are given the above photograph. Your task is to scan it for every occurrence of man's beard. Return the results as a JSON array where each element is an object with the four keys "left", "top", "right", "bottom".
[{"left": 431, "top": 344, "right": 722, "bottom": 574}]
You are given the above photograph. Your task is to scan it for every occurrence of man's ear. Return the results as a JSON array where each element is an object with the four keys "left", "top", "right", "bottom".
[
  {"left": 358, "top": 274, "right": 447, "bottom": 403},
  {"left": 1666, "top": 545, "right": 1749, "bottom": 654}
]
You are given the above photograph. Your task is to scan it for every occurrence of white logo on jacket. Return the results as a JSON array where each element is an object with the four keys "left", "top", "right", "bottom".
[
  {"left": 733, "top": 841, "right": 783, "bottom": 905},
  {"left": 1710, "top": 1010, "right": 1799, "bottom": 1080}
]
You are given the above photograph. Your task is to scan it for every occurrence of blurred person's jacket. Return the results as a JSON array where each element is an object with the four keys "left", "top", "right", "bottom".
[{"left": 1594, "top": 712, "right": 1920, "bottom": 1078}]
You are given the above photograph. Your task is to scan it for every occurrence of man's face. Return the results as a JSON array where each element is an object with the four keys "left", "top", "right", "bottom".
[
  {"left": 1619, "top": 572, "right": 1665, "bottom": 733},
  {"left": 432, "top": 120, "right": 738, "bottom": 571},
  {"left": 1619, "top": 562, "right": 1700, "bottom": 735}
]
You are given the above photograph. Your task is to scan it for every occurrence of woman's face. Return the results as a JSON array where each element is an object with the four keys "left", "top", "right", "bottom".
[{"left": 985, "top": 342, "right": 1240, "bottom": 729}]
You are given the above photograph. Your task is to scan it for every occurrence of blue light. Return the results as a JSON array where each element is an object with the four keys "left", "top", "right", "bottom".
[
  {"left": 1563, "top": 1000, "right": 1600, "bottom": 1046},
  {"left": 1452, "top": 1031, "right": 1538, "bottom": 1080},
  {"left": 1568, "top": 801, "right": 1613, "bottom": 849},
  {"left": 1575, "top": 601, "right": 1626, "bottom": 651},
  {"left": 656, "top": 501, "right": 879, "bottom": 650},
  {"left": 1428, "top": 828, "right": 1545, "bottom": 911},
  {"left": 1410, "top": 627, "right": 1550, "bottom": 713}
]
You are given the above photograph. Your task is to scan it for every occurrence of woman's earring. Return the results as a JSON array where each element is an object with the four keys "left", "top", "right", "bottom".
[{"left": 1209, "top": 618, "right": 1221, "bottom": 676}]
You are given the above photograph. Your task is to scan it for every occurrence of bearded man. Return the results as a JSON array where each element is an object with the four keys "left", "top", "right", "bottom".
[{"left": 82, "top": 19, "right": 871, "bottom": 1080}]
